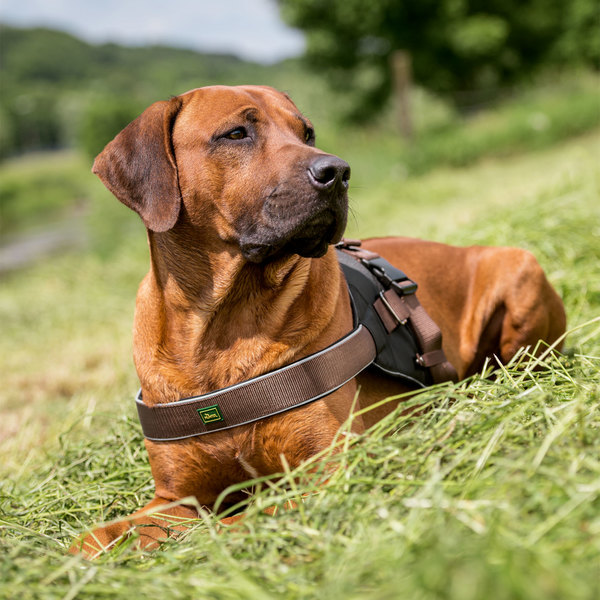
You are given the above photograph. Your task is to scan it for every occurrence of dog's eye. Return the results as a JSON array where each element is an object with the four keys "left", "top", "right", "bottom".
[
  {"left": 305, "top": 128, "right": 315, "bottom": 144},
  {"left": 224, "top": 128, "right": 247, "bottom": 140}
]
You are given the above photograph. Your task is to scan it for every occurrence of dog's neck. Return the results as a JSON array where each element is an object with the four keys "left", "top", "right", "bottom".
[
  {"left": 134, "top": 227, "right": 351, "bottom": 404},
  {"left": 148, "top": 225, "right": 306, "bottom": 312}
]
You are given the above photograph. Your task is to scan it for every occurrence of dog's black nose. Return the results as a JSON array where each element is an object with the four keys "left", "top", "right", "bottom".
[{"left": 308, "top": 156, "right": 351, "bottom": 190}]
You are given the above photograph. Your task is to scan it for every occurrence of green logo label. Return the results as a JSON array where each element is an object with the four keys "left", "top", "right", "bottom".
[{"left": 197, "top": 404, "right": 224, "bottom": 425}]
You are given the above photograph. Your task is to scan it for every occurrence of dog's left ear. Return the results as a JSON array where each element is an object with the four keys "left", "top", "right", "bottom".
[{"left": 92, "top": 97, "right": 183, "bottom": 232}]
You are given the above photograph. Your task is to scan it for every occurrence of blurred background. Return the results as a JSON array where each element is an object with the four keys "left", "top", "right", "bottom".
[
  {"left": 1, "top": 0, "right": 598, "bottom": 248},
  {"left": 1, "top": 5, "right": 600, "bottom": 594},
  {"left": 0, "top": 0, "right": 598, "bottom": 450}
]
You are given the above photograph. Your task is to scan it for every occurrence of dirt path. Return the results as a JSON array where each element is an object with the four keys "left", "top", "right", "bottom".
[{"left": 0, "top": 216, "right": 86, "bottom": 274}]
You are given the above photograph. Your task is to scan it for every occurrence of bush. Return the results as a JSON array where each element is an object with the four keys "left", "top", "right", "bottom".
[
  {"left": 78, "top": 98, "right": 142, "bottom": 159},
  {"left": 0, "top": 91, "right": 63, "bottom": 157}
]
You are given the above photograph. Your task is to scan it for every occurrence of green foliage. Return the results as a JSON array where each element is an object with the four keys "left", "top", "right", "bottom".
[
  {"left": 0, "top": 26, "right": 93, "bottom": 83},
  {"left": 551, "top": 0, "right": 600, "bottom": 65},
  {"left": 449, "top": 14, "right": 509, "bottom": 57},
  {"left": 1, "top": 22, "right": 598, "bottom": 159},
  {"left": 405, "top": 72, "right": 600, "bottom": 172},
  {"left": 314, "top": 71, "right": 600, "bottom": 187},
  {"left": 279, "top": 0, "right": 600, "bottom": 121},
  {"left": 0, "top": 89, "right": 63, "bottom": 157},
  {"left": 78, "top": 98, "right": 143, "bottom": 160},
  {"left": 0, "top": 152, "right": 90, "bottom": 236}
]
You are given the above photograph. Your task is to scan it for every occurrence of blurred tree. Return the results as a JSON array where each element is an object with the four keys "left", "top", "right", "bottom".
[
  {"left": 550, "top": 0, "right": 600, "bottom": 66},
  {"left": 0, "top": 91, "right": 63, "bottom": 155},
  {"left": 78, "top": 98, "right": 142, "bottom": 159},
  {"left": 0, "top": 105, "right": 15, "bottom": 160},
  {"left": 278, "top": 0, "right": 600, "bottom": 128}
]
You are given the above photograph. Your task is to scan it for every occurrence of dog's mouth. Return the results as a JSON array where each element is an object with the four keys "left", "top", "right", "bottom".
[
  {"left": 240, "top": 200, "right": 347, "bottom": 264},
  {"left": 281, "top": 211, "right": 343, "bottom": 258}
]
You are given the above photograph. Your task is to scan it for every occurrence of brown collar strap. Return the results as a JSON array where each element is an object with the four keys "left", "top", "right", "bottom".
[{"left": 136, "top": 325, "right": 376, "bottom": 441}]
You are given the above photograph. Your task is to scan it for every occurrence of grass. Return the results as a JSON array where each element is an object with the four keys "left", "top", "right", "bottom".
[
  {"left": 1, "top": 129, "right": 599, "bottom": 596},
  {"left": 0, "top": 151, "right": 91, "bottom": 237}
]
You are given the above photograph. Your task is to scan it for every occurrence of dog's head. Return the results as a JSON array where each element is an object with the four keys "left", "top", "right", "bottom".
[{"left": 93, "top": 85, "right": 350, "bottom": 263}]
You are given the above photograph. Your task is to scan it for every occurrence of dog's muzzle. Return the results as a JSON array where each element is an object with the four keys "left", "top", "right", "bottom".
[{"left": 240, "top": 155, "right": 351, "bottom": 263}]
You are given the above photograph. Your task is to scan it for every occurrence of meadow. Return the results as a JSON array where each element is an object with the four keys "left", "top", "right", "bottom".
[{"left": 0, "top": 76, "right": 599, "bottom": 599}]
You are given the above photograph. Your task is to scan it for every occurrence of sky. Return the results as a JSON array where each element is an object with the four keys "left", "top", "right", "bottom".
[{"left": 0, "top": 0, "right": 305, "bottom": 63}]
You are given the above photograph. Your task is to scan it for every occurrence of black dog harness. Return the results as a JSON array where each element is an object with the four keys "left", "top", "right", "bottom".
[{"left": 136, "top": 240, "right": 456, "bottom": 441}]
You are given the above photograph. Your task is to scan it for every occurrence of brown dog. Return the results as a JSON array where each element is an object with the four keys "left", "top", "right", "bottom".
[{"left": 71, "top": 85, "right": 566, "bottom": 558}]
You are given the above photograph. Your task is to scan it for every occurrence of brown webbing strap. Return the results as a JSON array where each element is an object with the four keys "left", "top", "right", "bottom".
[
  {"left": 136, "top": 325, "right": 376, "bottom": 441},
  {"left": 339, "top": 240, "right": 457, "bottom": 385},
  {"left": 375, "top": 289, "right": 458, "bottom": 383}
]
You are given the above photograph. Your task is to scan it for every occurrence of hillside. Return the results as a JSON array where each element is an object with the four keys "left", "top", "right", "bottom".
[
  {"left": 0, "top": 24, "right": 267, "bottom": 89},
  {"left": 0, "top": 24, "right": 291, "bottom": 157}
]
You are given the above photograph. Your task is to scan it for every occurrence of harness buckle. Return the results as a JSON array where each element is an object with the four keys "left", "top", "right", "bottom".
[
  {"left": 391, "top": 279, "right": 418, "bottom": 296},
  {"left": 360, "top": 259, "right": 418, "bottom": 296},
  {"left": 362, "top": 261, "right": 392, "bottom": 287},
  {"left": 378, "top": 290, "right": 408, "bottom": 326},
  {"left": 336, "top": 238, "right": 362, "bottom": 249}
]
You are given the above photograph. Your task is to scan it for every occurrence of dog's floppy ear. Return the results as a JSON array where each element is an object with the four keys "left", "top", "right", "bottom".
[{"left": 92, "top": 97, "right": 183, "bottom": 232}]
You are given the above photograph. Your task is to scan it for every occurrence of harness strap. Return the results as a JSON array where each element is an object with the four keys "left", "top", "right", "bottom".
[
  {"left": 136, "top": 239, "right": 457, "bottom": 442},
  {"left": 375, "top": 288, "right": 458, "bottom": 383},
  {"left": 337, "top": 242, "right": 457, "bottom": 385},
  {"left": 136, "top": 325, "right": 376, "bottom": 441}
]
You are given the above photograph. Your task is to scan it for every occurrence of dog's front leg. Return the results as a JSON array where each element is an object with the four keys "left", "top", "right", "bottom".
[{"left": 69, "top": 496, "right": 198, "bottom": 559}]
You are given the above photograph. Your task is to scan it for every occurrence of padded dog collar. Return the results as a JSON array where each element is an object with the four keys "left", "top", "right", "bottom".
[{"left": 136, "top": 325, "right": 376, "bottom": 441}]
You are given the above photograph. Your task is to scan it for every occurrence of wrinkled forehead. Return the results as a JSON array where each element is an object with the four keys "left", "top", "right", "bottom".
[{"left": 176, "top": 85, "right": 308, "bottom": 132}]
